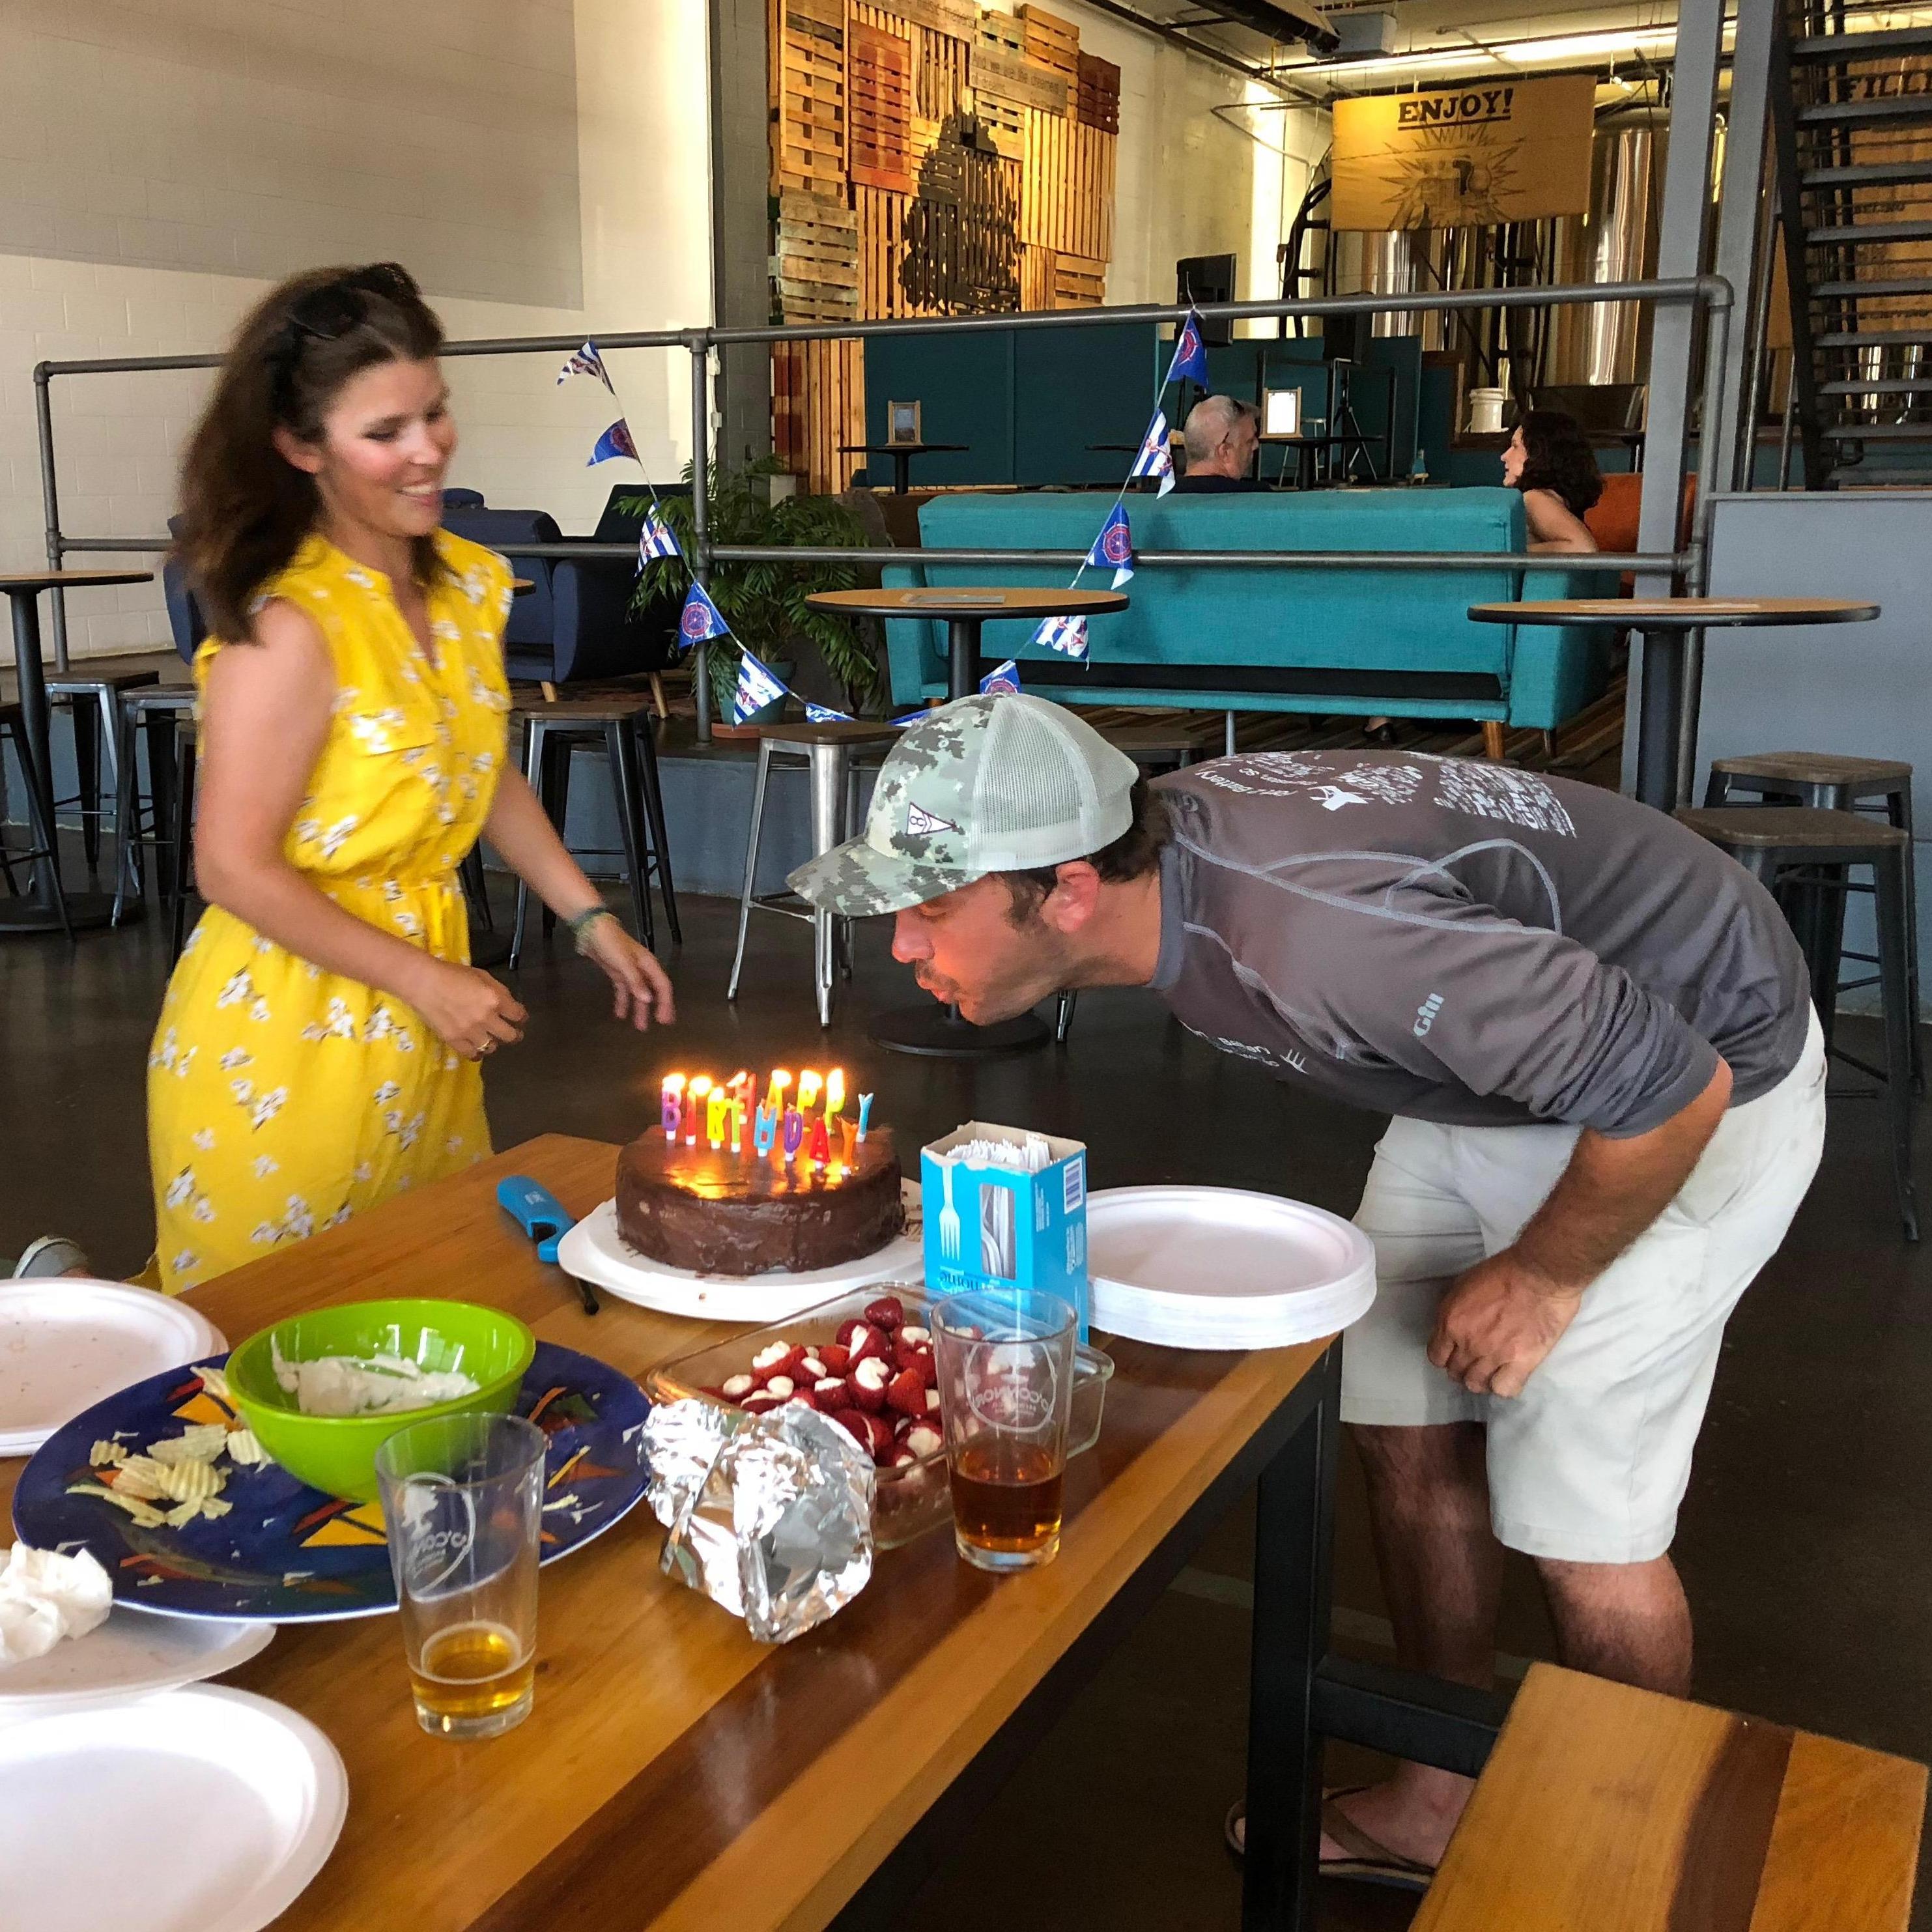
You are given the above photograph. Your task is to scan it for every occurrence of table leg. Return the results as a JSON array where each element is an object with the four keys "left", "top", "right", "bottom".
[
  {"left": 1633, "top": 625, "right": 1686, "bottom": 812},
  {"left": 893, "top": 451, "right": 912, "bottom": 496},
  {"left": 1242, "top": 1342, "right": 1339, "bottom": 1932},
  {"left": 1, "top": 588, "right": 117, "bottom": 934},
  {"left": 870, "top": 611, "right": 1050, "bottom": 1055}
]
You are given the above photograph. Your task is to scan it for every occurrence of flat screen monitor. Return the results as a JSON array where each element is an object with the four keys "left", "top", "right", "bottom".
[{"left": 1176, "top": 254, "right": 1236, "bottom": 347}]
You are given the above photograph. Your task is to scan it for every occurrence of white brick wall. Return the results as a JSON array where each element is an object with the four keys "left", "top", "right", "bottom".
[{"left": 0, "top": 0, "right": 709, "bottom": 664}]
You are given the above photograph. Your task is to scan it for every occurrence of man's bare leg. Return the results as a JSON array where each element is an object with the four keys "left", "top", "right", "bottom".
[
  {"left": 1535, "top": 1554, "right": 1692, "bottom": 1696},
  {"left": 1319, "top": 1421, "right": 1501, "bottom": 1869}
]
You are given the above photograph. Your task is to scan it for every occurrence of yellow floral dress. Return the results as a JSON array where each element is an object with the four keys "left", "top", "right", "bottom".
[{"left": 148, "top": 531, "right": 515, "bottom": 1295}]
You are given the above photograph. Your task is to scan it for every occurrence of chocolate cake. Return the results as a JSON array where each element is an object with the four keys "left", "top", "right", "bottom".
[{"left": 614, "top": 1130, "right": 904, "bottom": 1277}]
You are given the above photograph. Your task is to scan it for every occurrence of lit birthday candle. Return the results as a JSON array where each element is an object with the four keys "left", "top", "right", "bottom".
[
  {"left": 729, "top": 1098, "right": 745, "bottom": 1154},
  {"left": 808, "top": 1115, "right": 831, "bottom": 1165},
  {"left": 706, "top": 1086, "right": 729, "bottom": 1150},
  {"left": 782, "top": 1107, "right": 805, "bottom": 1163},
  {"left": 766, "top": 1069, "right": 791, "bottom": 1117},
  {"left": 857, "top": 1092, "right": 875, "bottom": 1142},
  {"left": 660, "top": 1073, "right": 685, "bottom": 1141},
  {"left": 754, "top": 1101, "right": 778, "bottom": 1157},
  {"left": 797, "top": 1069, "right": 823, "bottom": 1115},
  {"left": 825, "top": 1067, "right": 845, "bottom": 1128},
  {"left": 685, "top": 1075, "right": 712, "bottom": 1146},
  {"left": 838, "top": 1116, "right": 859, "bottom": 1163}
]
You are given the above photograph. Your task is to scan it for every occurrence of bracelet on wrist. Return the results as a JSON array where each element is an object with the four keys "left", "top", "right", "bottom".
[{"left": 568, "top": 905, "right": 617, "bottom": 956}]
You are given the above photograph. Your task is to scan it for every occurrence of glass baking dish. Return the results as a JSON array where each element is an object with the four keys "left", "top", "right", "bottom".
[{"left": 642, "top": 1282, "right": 1113, "bottom": 1549}]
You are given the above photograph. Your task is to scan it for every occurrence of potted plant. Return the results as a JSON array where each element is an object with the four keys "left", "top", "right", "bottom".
[{"left": 625, "top": 457, "right": 883, "bottom": 725}]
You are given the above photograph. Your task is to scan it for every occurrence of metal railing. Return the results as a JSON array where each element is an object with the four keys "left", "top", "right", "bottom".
[{"left": 31, "top": 275, "right": 1727, "bottom": 743}]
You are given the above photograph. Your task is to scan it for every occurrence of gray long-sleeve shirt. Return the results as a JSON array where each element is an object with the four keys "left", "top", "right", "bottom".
[{"left": 1148, "top": 751, "right": 1811, "bottom": 1136}]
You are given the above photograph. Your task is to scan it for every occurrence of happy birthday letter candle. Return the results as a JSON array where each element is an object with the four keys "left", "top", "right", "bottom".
[
  {"left": 857, "top": 1092, "right": 875, "bottom": 1142},
  {"left": 729, "top": 1098, "right": 745, "bottom": 1154},
  {"left": 685, "top": 1075, "right": 712, "bottom": 1146},
  {"left": 766, "top": 1069, "right": 791, "bottom": 1116},
  {"left": 754, "top": 1101, "right": 778, "bottom": 1157},
  {"left": 797, "top": 1069, "right": 822, "bottom": 1115},
  {"left": 660, "top": 1073, "right": 685, "bottom": 1140},
  {"left": 838, "top": 1116, "right": 859, "bottom": 1163},
  {"left": 825, "top": 1067, "right": 845, "bottom": 1127},
  {"left": 782, "top": 1107, "right": 805, "bottom": 1163},
  {"left": 808, "top": 1115, "right": 831, "bottom": 1164},
  {"left": 706, "top": 1087, "right": 729, "bottom": 1150}
]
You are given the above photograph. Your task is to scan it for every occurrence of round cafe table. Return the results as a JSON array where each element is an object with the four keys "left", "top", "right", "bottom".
[
  {"left": 837, "top": 442, "right": 968, "bottom": 496},
  {"left": 804, "top": 584, "right": 1131, "bottom": 1057},
  {"left": 1468, "top": 596, "right": 1879, "bottom": 812},
  {"left": 1, "top": 569, "right": 154, "bottom": 934}
]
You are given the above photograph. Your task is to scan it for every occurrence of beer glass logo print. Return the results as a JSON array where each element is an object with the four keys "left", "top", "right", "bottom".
[
  {"left": 964, "top": 1339, "right": 1058, "bottom": 1434},
  {"left": 399, "top": 1475, "right": 476, "bottom": 1596}
]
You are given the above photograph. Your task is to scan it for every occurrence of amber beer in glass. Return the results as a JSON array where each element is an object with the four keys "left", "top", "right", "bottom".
[
  {"left": 376, "top": 1412, "right": 545, "bottom": 1739},
  {"left": 933, "top": 1289, "right": 1077, "bottom": 1572}
]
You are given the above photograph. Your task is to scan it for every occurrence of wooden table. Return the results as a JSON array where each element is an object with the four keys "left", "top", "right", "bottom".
[
  {"left": 1468, "top": 596, "right": 1879, "bottom": 813},
  {"left": 3, "top": 1137, "right": 1358, "bottom": 1931},
  {"left": 0, "top": 569, "right": 154, "bottom": 934}
]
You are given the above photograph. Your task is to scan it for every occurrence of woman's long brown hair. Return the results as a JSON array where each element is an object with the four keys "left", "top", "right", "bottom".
[{"left": 174, "top": 265, "right": 446, "bottom": 644}]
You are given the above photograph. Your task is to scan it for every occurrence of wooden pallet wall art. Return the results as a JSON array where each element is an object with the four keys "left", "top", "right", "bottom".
[
  {"left": 853, "top": 0, "right": 970, "bottom": 118},
  {"left": 771, "top": 337, "right": 864, "bottom": 493},
  {"left": 1053, "top": 251, "right": 1105, "bottom": 308},
  {"left": 903, "top": 111, "right": 1022, "bottom": 313},
  {"left": 1076, "top": 51, "right": 1120, "bottom": 134},
  {"left": 1017, "top": 6, "right": 1077, "bottom": 83},
  {"left": 773, "top": 0, "right": 847, "bottom": 196},
  {"left": 1021, "top": 109, "right": 1113, "bottom": 261},
  {"left": 775, "top": 192, "right": 861, "bottom": 322},
  {"left": 847, "top": 20, "right": 916, "bottom": 193},
  {"left": 974, "top": 6, "right": 1024, "bottom": 56}
]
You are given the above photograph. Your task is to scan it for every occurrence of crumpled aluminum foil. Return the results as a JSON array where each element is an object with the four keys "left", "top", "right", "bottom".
[{"left": 643, "top": 1399, "right": 875, "bottom": 1643}]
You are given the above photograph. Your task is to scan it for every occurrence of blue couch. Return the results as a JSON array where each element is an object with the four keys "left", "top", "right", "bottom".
[{"left": 880, "top": 488, "right": 1619, "bottom": 730}]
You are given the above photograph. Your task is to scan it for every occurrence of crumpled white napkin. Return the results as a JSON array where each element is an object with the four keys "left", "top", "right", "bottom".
[{"left": 0, "top": 1542, "right": 113, "bottom": 1664}]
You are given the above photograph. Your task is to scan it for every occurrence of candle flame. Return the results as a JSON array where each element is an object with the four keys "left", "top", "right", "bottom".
[
  {"left": 727, "top": 1068, "right": 751, "bottom": 1096},
  {"left": 662, "top": 1073, "right": 685, "bottom": 1094},
  {"left": 797, "top": 1069, "right": 822, "bottom": 1112},
  {"left": 825, "top": 1068, "right": 845, "bottom": 1117},
  {"left": 689, "top": 1074, "right": 713, "bottom": 1099}
]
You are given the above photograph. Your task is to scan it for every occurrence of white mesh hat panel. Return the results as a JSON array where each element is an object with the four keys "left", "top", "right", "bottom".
[{"left": 966, "top": 697, "right": 1139, "bottom": 869}]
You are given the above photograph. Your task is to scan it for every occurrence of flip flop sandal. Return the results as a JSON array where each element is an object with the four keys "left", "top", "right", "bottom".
[
  {"left": 1223, "top": 1786, "right": 1436, "bottom": 1894},
  {"left": 10, "top": 1236, "right": 91, "bottom": 1279}
]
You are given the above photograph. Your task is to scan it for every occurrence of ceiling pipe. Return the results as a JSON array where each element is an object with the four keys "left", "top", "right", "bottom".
[{"left": 1068, "top": 0, "right": 1325, "bottom": 103}]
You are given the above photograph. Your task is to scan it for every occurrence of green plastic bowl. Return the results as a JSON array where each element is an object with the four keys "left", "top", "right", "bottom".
[{"left": 225, "top": 1299, "right": 535, "bottom": 1504}]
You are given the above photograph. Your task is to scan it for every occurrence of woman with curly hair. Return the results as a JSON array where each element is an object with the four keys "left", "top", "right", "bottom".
[
  {"left": 1501, "top": 408, "right": 1603, "bottom": 554},
  {"left": 150, "top": 262, "right": 675, "bottom": 1294}
]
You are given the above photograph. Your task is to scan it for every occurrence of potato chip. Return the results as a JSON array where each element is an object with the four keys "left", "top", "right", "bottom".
[
  {"left": 192, "top": 1361, "right": 233, "bottom": 1404},
  {"left": 108, "top": 1458, "right": 169, "bottom": 1501},
  {"left": 224, "top": 1430, "right": 270, "bottom": 1468},
  {"left": 66, "top": 1481, "right": 167, "bottom": 1529},
  {"left": 155, "top": 1460, "right": 221, "bottom": 1505},
  {"left": 89, "top": 1440, "right": 128, "bottom": 1467},
  {"left": 148, "top": 1425, "right": 229, "bottom": 1466}
]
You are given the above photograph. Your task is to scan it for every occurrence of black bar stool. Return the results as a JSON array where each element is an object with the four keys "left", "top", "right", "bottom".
[
  {"left": 509, "top": 696, "right": 679, "bottom": 966},
  {"left": 47, "top": 666, "right": 160, "bottom": 870},
  {"left": 0, "top": 699, "right": 73, "bottom": 939},
  {"left": 113, "top": 686, "right": 197, "bottom": 937},
  {"left": 1705, "top": 752, "right": 1920, "bottom": 1088},
  {"left": 1677, "top": 805, "right": 1918, "bottom": 1241}
]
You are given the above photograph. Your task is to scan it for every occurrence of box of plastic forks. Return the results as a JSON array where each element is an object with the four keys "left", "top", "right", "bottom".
[{"left": 920, "top": 1122, "right": 1090, "bottom": 1339}]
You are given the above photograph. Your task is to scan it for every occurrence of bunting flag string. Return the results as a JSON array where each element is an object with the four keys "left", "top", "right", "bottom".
[
  {"left": 1163, "top": 307, "right": 1210, "bottom": 391},
  {"left": 979, "top": 659, "right": 1022, "bottom": 696},
  {"left": 677, "top": 581, "right": 730, "bottom": 647},
  {"left": 732, "top": 648, "right": 791, "bottom": 725},
  {"left": 1130, "top": 408, "right": 1176, "bottom": 497},
  {"left": 1085, "top": 502, "right": 1136, "bottom": 589},
  {"left": 636, "top": 504, "right": 681, "bottom": 562},
  {"left": 1030, "top": 612, "right": 1090, "bottom": 659},
  {"left": 557, "top": 341, "right": 616, "bottom": 392},
  {"left": 588, "top": 418, "right": 638, "bottom": 466},
  {"left": 805, "top": 700, "right": 855, "bottom": 724}
]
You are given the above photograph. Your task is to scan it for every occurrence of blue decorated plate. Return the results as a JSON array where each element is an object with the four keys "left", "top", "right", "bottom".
[{"left": 11, "top": 1342, "right": 649, "bottom": 1622}]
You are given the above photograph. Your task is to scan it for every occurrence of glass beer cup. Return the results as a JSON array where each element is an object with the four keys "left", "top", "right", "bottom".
[
  {"left": 931, "top": 1289, "right": 1077, "bottom": 1572},
  {"left": 376, "top": 1412, "right": 545, "bottom": 1740}
]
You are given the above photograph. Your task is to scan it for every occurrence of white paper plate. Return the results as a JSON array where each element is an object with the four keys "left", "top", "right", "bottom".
[
  {"left": 557, "top": 1193, "right": 925, "bottom": 1324},
  {"left": 1087, "top": 1186, "right": 1376, "bottom": 1350},
  {"left": 0, "top": 1280, "right": 226, "bottom": 1458},
  {"left": 0, "top": 1684, "right": 346, "bottom": 1932},
  {"left": 0, "top": 1611, "right": 272, "bottom": 1718}
]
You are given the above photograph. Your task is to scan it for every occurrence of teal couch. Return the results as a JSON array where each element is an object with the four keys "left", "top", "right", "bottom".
[{"left": 880, "top": 488, "right": 1619, "bottom": 730}]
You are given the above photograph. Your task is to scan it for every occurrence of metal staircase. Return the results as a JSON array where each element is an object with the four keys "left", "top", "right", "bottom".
[{"left": 1771, "top": 8, "right": 1932, "bottom": 487}]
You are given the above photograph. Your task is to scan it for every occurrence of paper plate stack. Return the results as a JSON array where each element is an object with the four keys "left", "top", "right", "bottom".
[{"left": 1087, "top": 1186, "right": 1376, "bottom": 1350}]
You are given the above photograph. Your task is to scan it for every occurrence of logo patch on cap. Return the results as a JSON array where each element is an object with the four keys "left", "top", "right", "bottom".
[{"left": 906, "top": 803, "right": 960, "bottom": 837}]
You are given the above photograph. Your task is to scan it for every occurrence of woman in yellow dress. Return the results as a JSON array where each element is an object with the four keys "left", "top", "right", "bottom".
[{"left": 149, "top": 263, "right": 674, "bottom": 1294}]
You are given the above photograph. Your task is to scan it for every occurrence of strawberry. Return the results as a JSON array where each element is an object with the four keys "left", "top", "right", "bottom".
[
  {"left": 763, "top": 1374, "right": 796, "bottom": 1401},
  {"left": 864, "top": 1295, "right": 906, "bottom": 1331},
  {"left": 750, "top": 1342, "right": 803, "bottom": 1388},
  {"left": 851, "top": 1412, "right": 895, "bottom": 1462},
  {"left": 891, "top": 1447, "right": 920, "bottom": 1469},
  {"left": 900, "top": 1324, "right": 931, "bottom": 1347},
  {"left": 784, "top": 1388, "right": 820, "bottom": 1412},
  {"left": 898, "top": 1421, "right": 943, "bottom": 1460},
  {"left": 924, "top": 1388, "right": 941, "bottom": 1414},
  {"left": 849, "top": 1356, "right": 891, "bottom": 1412},
  {"left": 720, "top": 1373, "right": 755, "bottom": 1401},
  {"left": 885, "top": 1367, "right": 928, "bottom": 1419},
  {"left": 814, "top": 1376, "right": 849, "bottom": 1409},
  {"left": 797, "top": 1354, "right": 826, "bottom": 1382},
  {"left": 828, "top": 1406, "right": 870, "bottom": 1447},
  {"left": 893, "top": 1335, "right": 936, "bottom": 1381},
  {"left": 847, "top": 1324, "right": 892, "bottom": 1367},
  {"left": 817, "top": 1342, "right": 851, "bottom": 1375},
  {"left": 741, "top": 1393, "right": 783, "bottom": 1417},
  {"left": 834, "top": 1318, "right": 862, "bottom": 1348}
]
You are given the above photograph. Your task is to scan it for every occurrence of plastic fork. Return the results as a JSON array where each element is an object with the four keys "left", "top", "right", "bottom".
[{"left": 939, "top": 1159, "right": 962, "bottom": 1263}]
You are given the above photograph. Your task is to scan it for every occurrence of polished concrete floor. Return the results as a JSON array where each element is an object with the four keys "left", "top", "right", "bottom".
[{"left": 3, "top": 864, "right": 1929, "bottom": 1928}]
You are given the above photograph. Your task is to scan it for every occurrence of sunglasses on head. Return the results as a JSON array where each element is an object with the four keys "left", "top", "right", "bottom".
[{"left": 283, "top": 262, "right": 419, "bottom": 343}]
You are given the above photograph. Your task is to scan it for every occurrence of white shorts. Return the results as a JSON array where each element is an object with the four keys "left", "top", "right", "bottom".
[{"left": 1339, "top": 1010, "right": 1826, "bottom": 1565}]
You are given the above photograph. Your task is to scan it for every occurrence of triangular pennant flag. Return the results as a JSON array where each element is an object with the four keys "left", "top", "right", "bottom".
[
  {"left": 1085, "top": 502, "right": 1135, "bottom": 588},
  {"left": 804, "top": 700, "right": 854, "bottom": 723},
  {"left": 557, "top": 340, "right": 614, "bottom": 391},
  {"left": 1163, "top": 309, "right": 1210, "bottom": 389},
  {"left": 676, "top": 581, "right": 730, "bottom": 651},
  {"left": 636, "top": 505, "right": 681, "bottom": 562},
  {"left": 733, "top": 649, "right": 790, "bottom": 724},
  {"left": 979, "top": 659, "right": 1022, "bottom": 696},
  {"left": 889, "top": 708, "right": 931, "bottom": 726},
  {"left": 1129, "top": 408, "right": 1172, "bottom": 486},
  {"left": 588, "top": 418, "right": 638, "bottom": 465},
  {"left": 1032, "top": 613, "right": 1090, "bottom": 660}
]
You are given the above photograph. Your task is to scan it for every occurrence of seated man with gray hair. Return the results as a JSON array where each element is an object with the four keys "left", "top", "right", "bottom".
[{"left": 1173, "top": 394, "right": 1264, "bottom": 492}]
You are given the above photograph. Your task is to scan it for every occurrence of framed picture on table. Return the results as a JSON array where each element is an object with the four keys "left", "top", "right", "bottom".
[{"left": 887, "top": 401, "right": 922, "bottom": 446}]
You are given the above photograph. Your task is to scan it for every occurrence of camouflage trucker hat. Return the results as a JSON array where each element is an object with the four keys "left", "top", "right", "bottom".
[{"left": 788, "top": 693, "right": 1141, "bottom": 916}]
